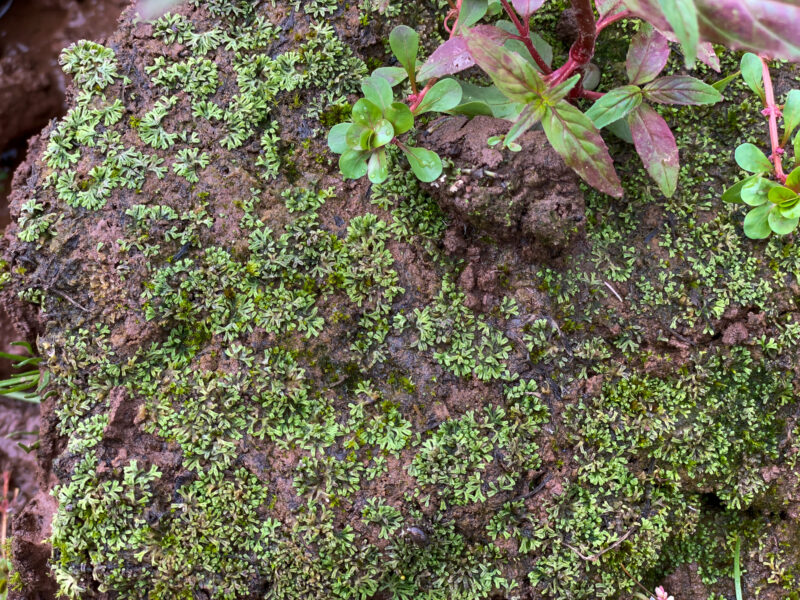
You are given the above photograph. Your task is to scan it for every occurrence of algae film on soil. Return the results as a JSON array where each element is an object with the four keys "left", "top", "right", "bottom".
[{"left": 2, "top": 1, "right": 800, "bottom": 599}]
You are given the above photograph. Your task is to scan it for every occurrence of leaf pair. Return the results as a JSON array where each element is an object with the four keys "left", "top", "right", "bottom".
[
  {"left": 724, "top": 144, "right": 800, "bottom": 238},
  {"left": 328, "top": 71, "right": 457, "bottom": 183},
  {"left": 585, "top": 25, "right": 722, "bottom": 197},
  {"left": 328, "top": 76, "right": 414, "bottom": 183},
  {"left": 462, "top": 30, "right": 622, "bottom": 196}
]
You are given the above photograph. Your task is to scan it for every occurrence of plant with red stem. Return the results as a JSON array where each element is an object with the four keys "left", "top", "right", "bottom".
[
  {"left": 330, "top": 0, "right": 800, "bottom": 203},
  {"left": 723, "top": 53, "right": 800, "bottom": 239}
]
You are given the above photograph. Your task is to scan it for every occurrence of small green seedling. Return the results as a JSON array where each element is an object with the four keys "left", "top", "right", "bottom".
[
  {"left": 724, "top": 53, "right": 800, "bottom": 238},
  {"left": 328, "top": 26, "right": 463, "bottom": 183},
  {"left": 726, "top": 144, "right": 800, "bottom": 239}
]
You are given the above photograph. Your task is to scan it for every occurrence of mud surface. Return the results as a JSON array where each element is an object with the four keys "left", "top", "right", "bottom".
[
  {"left": 422, "top": 116, "right": 585, "bottom": 257},
  {"left": 0, "top": 0, "right": 126, "bottom": 230}
]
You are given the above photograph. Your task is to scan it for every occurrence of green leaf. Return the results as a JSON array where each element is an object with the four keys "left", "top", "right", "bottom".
[
  {"left": 741, "top": 176, "right": 776, "bottom": 206},
  {"left": 328, "top": 122, "right": 352, "bottom": 154},
  {"left": 371, "top": 66, "right": 408, "bottom": 86},
  {"left": 385, "top": 103, "right": 414, "bottom": 135},
  {"left": 545, "top": 74, "right": 581, "bottom": 105},
  {"left": 781, "top": 89, "right": 800, "bottom": 144},
  {"left": 768, "top": 184, "right": 797, "bottom": 206},
  {"left": 779, "top": 200, "right": 800, "bottom": 219},
  {"left": 768, "top": 206, "right": 799, "bottom": 234},
  {"left": 505, "top": 100, "right": 547, "bottom": 147},
  {"left": 786, "top": 166, "right": 800, "bottom": 192},
  {"left": 450, "top": 101, "right": 494, "bottom": 117},
  {"left": 607, "top": 118, "right": 634, "bottom": 144},
  {"left": 740, "top": 53, "right": 764, "bottom": 101},
  {"left": 795, "top": 131, "right": 800, "bottom": 163},
  {"left": 721, "top": 173, "right": 759, "bottom": 203},
  {"left": 352, "top": 98, "right": 383, "bottom": 128},
  {"left": 735, "top": 143, "right": 773, "bottom": 173},
  {"left": 743, "top": 202, "right": 772, "bottom": 239},
  {"left": 643, "top": 76, "right": 722, "bottom": 105},
  {"left": 361, "top": 76, "right": 394, "bottom": 113},
  {"left": 368, "top": 148, "right": 390, "bottom": 184},
  {"left": 389, "top": 25, "right": 419, "bottom": 78},
  {"left": 457, "top": 0, "right": 489, "bottom": 30},
  {"left": 451, "top": 81, "right": 524, "bottom": 120},
  {"left": 657, "top": 0, "right": 699, "bottom": 67},
  {"left": 399, "top": 143, "right": 442, "bottom": 182},
  {"left": 585, "top": 85, "right": 643, "bottom": 129},
  {"left": 712, "top": 70, "right": 740, "bottom": 93},
  {"left": 346, "top": 123, "right": 373, "bottom": 151},
  {"left": 541, "top": 101, "right": 623, "bottom": 197},
  {"left": 339, "top": 149, "right": 370, "bottom": 179},
  {"left": 414, "top": 79, "right": 463, "bottom": 115},
  {"left": 372, "top": 119, "right": 395, "bottom": 148},
  {"left": 465, "top": 29, "right": 545, "bottom": 104}
]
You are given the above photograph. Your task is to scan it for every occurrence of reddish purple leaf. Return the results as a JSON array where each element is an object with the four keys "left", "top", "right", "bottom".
[
  {"left": 696, "top": 42, "right": 720, "bottom": 71},
  {"left": 643, "top": 75, "right": 722, "bottom": 105},
  {"left": 541, "top": 102, "right": 624, "bottom": 198},
  {"left": 511, "top": 0, "right": 545, "bottom": 17},
  {"left": 596, "top": 0, "right": 626, "bottom": 15},
  {"left": 621, "top": 0, "right": 800, "bottom": 62},
  {"left": 465, "top": 27, "right": 544, "bottom": 103},
  {"left": 626, "top": 24, "right": 670, "bottom": 85},
  {"left": 417, "top": 37, "right": 472, "bottom": 81},
  {"left": 417, "top": 26, "right": 509, "bottom": 82},
  {"left": 627, "top": 103, "right": 679, "bottom": 197}
]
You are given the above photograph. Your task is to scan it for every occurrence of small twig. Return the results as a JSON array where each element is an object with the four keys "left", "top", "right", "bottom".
[
  {"left": 619, "top": 562, "right": 654, "bottom": 597},
  {"left": 604, "top": 281, "right": 624, "bottom": 303},
  {"left": 449, "top": 0, "right": 463, "bottom": 39},
  {"left": 50, "top": 288, "right": 90, "bottom": 313},
  {"left": 563, "top": 527, "right": 636, "bottom": 562},
  {"left": 519, "top": 473, "right": 553, "bottom": 499}
]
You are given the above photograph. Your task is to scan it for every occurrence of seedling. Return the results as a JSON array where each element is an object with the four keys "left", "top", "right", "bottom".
[
  {"left": 723, "top": 53, "right": 800, "bottom": 238},
  {"left": 328, "top": 26, "right": 462, "bottom": 183}
]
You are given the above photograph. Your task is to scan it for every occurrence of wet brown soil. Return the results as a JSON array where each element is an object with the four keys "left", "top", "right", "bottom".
[
  {"left": 0, "top": 0, "right": 125, "bottom": 582},
  {"left": 2, "top": 2, "right": 800, "bottom": 599},
  {"left": 0, "top": 0, "right": 127, "bottom": 231}
]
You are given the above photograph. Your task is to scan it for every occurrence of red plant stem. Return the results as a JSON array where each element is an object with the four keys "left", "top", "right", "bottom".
[
  {"left": 580, "top": 89, "right": 604, "bottom": 100},
  {"left": 569, "top": 0, "right": 597, "bottom": 64},
  {"left": 761, "top": 57, "right": 787, "bottom": 183},
  {"left": 409, "top": 80, "right": 435, "bottom": 113},
  {"left": 595, "top": 9, "right": 632, "bottom": 33},
  {"left": 450, "top": 0, "right": 463, "bottom": 39},
  {"left": 499, "top": 0, "right": 529, "bottom": 36},
  {"left": 499, "top": 0, "right": 552, "bottom": 74},
  {"left": 545, "top": 0, "right": 596, "bottom": 86}
]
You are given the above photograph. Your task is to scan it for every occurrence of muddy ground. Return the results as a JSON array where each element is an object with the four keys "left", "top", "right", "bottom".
[{"left": 0, "top": 0, "right": 124, "bottom": 588}]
